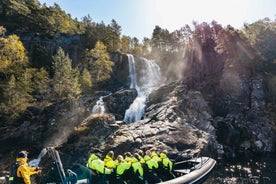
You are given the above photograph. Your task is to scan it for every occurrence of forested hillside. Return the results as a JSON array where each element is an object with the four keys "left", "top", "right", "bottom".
[{"left": 0, "top": 0, "right": 275, "bottom": 150}]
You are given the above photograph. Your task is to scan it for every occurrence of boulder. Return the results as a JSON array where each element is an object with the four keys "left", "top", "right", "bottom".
[{"left": 104, "top": 89, "right": 137, "bottom": 120}]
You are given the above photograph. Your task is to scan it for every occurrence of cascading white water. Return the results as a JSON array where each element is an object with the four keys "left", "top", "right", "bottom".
[
  {"left": 124, "top": 56, "right": 161, "bottom": 123},
  {"left": 92, "top": 93, "right": 111, "bottom": 114},
  {"left": 92, "top": 96, "right": 105, "bottom": 114},
  {"left": 128, "top": 54, "right": 138, "bottom": 89},
  {"left": 139, "top": 57, "right": 162, "bottom": 89}
]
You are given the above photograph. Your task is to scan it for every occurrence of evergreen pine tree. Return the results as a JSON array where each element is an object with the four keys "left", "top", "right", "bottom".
[
  {"left": 33, "top": 68, "right": 50, "bottom": 101},
  {"left": 52, "top": 47, "right": 81, "bottom": 102},
  {"left": 0, "top": 75, "right": 32, "bottom": 121}
]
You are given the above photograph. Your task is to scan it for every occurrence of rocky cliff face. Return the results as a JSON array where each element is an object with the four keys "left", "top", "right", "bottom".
[
  {"left": 213, "top": 77, "right": 275, "bottom": 158},
  {"left": 20, "top": 32, "right": 84, "bottom": 66},
  {"left": 0, "top": 54, "right": 275, "bottom": 175},
  {"left": 108, "top": 82, "right": 218, "bottom": 155}
]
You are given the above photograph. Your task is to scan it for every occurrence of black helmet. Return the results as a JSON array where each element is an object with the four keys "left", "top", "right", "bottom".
[{"left": 17, "top": 151, "right": 28, "bottom": 158}]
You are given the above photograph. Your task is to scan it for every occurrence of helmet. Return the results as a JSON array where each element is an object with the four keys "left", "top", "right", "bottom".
[
  {"left": 137, "top": 149, "right": 144, "bottom": 156},
  {"left": 134, "top": 153, "right": 140, "bottom": 159},
  {"left": 107, "top": 151, "right": 114, "bottom": 158},
  {"left": 124, "top": 152, "right": 132, "bottom": 157},
  {"left": 17, "top": 150, "right": 28, "bottom": 158},
  {"left": 117, "top": 155, "right": 124, "bottom": 162}
]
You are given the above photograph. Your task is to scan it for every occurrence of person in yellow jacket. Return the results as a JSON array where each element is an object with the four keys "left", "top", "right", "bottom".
[
  {"left": 131, "top": 153, "right": 144, "bottom": 184},
  {"left": 136, "top": 150, "right": 145, "bottom": 165},
  {"left": 86, "top": 153, "right": 112, "bottom": 174},
  {"left": 9, "top": 150, "right": 41, "bottom": 184},
  {"left": 144, "top": 150, "right": 159, "bottom": 170},
  {"left": 151, "top": 151, "right": 162, "bottom": 166},
  {"left": 160, "top": 150, "right": 173, "bottom": 171},
  {"left": 144, "top": 150, "right": 162, "bottom": 183},
  {"left": 123, "top": 152, "right": 133, "bottom": 164},
  {"left": 104, "top": 151, "right": 116, "bottom": 169},
  {"left": 115, "top": 155, "right": 131, "bottom": 184},
  {"left": 159, "top": 150, "right": 175, "bottom": 180},
  {"left": 86, "top": 153, "right": 112, "bottom": 183}
]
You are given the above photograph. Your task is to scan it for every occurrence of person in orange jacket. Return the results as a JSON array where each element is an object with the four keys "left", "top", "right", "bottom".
[{"left": 9, "top": 150, "right": 41, "bottom": 184}]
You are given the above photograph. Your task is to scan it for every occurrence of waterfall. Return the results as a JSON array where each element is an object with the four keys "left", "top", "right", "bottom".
[
  {"left": 92, "top": 96, "right": 105, "bottom": 114},
  {"left": 139, "top": 57, "right": 162, "bottom": 89},
  {"left": 127, "top": 54, "right": 138, "bottom": 89},
  {"left": 92, "top": 92, "right": 111, "bottom": 114},
  {"left": 124, "top": 56, "right": 161, "bottom": 123}
]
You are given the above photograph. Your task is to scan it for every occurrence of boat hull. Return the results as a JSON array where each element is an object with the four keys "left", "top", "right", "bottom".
[{"left": 160, "top": 157, "right": 216, "bottom": 184}]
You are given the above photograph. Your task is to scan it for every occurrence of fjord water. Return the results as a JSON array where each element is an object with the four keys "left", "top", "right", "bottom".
[{"left": 205, "top": 153, "right": 276, "bottom": 184}]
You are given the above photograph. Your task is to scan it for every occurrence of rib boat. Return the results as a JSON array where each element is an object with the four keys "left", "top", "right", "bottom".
[{"left": 40, "top": 148, "right": 216, "bottom": 184}]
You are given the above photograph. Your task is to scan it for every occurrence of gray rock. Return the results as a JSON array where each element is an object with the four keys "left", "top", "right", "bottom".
[{"left": 104, "top": 89, "right": 137, "bottom": 119}]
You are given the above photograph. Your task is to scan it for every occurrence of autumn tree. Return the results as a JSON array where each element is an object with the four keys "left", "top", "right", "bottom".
[
  {"left": 83, "top": 41, "right": 114, "bottom": 85},
  {"left": 0, "top": 34, "right": 28, "bottom": 79},
  {"left": 80, "top": 68, "right": 92, "bottom": 94},
  {"left": 121, "top": 35, "right": 131, "bottom": 53},
  {"left": 0, "top": 26, "right": 6, "bottom": 36}
]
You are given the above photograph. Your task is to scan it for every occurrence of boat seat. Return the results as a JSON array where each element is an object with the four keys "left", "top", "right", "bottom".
[
  {"left": 76, "top": 179, "right": 88, "bottom": 184},
  {"left": 173, "top": 169, "right": 191, "bottom": 174}
]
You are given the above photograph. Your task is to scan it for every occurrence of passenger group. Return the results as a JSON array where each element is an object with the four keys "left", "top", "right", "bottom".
[{"left": 86, "top": 149, "right": 174, "bottom": 184}]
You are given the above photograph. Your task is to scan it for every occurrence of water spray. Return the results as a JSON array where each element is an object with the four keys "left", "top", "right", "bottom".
[{"left": 29, "top": 148, "right": 47, "bottom": 167}]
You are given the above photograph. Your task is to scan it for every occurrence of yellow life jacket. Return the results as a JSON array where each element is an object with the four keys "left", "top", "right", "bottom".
[
  {"left": 104, "top": 155, "right": 116, "bottom": 169},
  {"left": 160, "top": 153, "right": 173, "bottom": 171},
  {"left": 116, "top": 161, "right": 131, "bottom": 176},
  {"left": 132, "top": 158, "right": 144, "bottom": 177}
]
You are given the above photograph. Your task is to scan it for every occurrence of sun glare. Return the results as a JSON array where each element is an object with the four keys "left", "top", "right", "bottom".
[{"left": 147, "top": 0, "right": 249, "bottom": 31}]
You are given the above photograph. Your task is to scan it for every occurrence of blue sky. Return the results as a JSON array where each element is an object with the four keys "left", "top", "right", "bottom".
[{"left": 39, "top": 0, "right": 276, "bottom": 41}]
